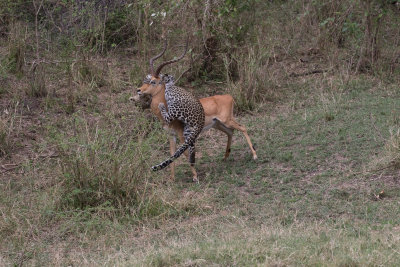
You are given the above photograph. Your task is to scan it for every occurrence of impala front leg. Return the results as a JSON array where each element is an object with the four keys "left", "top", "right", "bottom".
[{"left": 158, "top": 103, "right": 174, "bottom": 124}]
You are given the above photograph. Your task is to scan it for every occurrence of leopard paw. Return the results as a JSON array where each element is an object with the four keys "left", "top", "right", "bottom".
[{"left": 158, "top": 102, "right": 165, "bottom": 111}]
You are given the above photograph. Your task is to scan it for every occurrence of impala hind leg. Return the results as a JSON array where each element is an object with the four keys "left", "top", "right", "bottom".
[
  {"left": 213, "top": 119, "right": 233, "bottom": 160},
  {"left": 223, "top": 133, "right": 233, "bottom": 160},
  {"left": 226, "top": 119, "right": 258, "bottom": 160}
]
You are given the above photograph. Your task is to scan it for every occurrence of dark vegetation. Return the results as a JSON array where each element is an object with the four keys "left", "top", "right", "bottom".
[{"left": 0, "top": 0, "right": 399, "bottom": 265}]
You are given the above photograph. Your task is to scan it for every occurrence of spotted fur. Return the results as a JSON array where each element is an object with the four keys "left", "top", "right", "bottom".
[{"left": 151, "top": 74, "right": 205, "bottom": 171}]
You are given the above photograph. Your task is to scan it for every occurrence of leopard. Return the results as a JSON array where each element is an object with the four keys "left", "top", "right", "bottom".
[{"left": 151, "top": 74, "right": 205, "bottom": 174}]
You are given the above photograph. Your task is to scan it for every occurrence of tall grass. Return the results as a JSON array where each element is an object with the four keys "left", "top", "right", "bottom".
[
  {"left": 0, "top": 102, "right": 21, "bottom": 157},
  {"left": 223, "top": 45, "right": 278, "bottom": 112},
  {"left": 4, "top": 22, "right": 26, "bottom": 76},
  {"left": 54, "top": 112, "right": 169, "bottom": 220}
]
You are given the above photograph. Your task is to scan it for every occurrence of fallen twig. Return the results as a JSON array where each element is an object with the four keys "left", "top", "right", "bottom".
[
  {"left": 27, "top": 58, "right": 109, "bottom": 67},
  {"left": 0, "top": 163, "right": 20, "bottom": 173},
  {"left": 289, "top": 69, "right": 329, "bottom": 77}
]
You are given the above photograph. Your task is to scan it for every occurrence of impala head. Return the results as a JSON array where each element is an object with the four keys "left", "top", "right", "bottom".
[{"left": 135, "top": 38, "right": 188, "bottom": 97}]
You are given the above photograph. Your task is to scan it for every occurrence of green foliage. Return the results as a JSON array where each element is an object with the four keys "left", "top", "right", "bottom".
[
  {"left": 3, "top": 44, "right": 23, "bottom": 75},
  {"left": 104, "top": 9, "right": 136, "bottom": 49},
  {"left": 214, "top": 0, "right": 254, "bottom": 43},
  {"left": 0, "top": 0, "right": 35, "bottom": 24},
  {"left": 3, "top": 21, "right": 26, "bottom": 76}
]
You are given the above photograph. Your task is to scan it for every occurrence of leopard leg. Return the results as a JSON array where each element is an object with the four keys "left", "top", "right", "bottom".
[
  {"left": 169, "top": 134, "right": 176, "bottom": 181},
  {"left": 184, "top": 125, "right": 198, "bottom": 183},
  {"left": 158, "top": 103, "right": 174, "bottom": 124},
  {"left": 188, "top": 144, "right": 196, "bottom": 164}
]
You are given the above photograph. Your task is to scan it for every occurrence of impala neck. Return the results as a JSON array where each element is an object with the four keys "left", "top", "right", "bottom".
[{"left": 150, "top": 85, "right": 167, "bottom": 121}]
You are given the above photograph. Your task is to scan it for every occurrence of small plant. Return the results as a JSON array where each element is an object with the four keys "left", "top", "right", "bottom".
[
  {"left": 385, "top": 127, "right": 400, "bottom": 169},
  {"left": 369, "top": 125, "right": 400, "bottom": 172},
  {"left": 71, "top": 59, "right": 107, "bottom": 90}
]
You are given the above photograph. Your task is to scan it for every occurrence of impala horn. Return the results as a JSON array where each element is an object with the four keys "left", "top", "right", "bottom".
[
  {"left": 154, "top": 38, "right": 189, "bottom": 78},
  {"left": 149, "top": 39, "right": 168, "bottom": 76}
]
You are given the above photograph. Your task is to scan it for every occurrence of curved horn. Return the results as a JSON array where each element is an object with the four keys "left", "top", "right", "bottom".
[
  {"left": 154, "top": 38, "right": 188, "bottom": 78},
  {"left": 149, "top": 39, "right": 168, "bottom": 75}
]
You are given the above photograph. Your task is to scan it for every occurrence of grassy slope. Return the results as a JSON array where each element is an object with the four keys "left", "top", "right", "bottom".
[
  {"left": 1, "top": 74, "right": 400, "bottom": 266},
  {"left": 130, "top": 78, "right": 400, "bottom": 266}
]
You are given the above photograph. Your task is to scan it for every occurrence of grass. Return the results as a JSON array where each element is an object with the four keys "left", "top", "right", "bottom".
[
  {"left": 134, "top": 220, "right": 400, "bottom": 266},
  {"left": 1, "top": 68, "right": 400, "bottom": 265}
]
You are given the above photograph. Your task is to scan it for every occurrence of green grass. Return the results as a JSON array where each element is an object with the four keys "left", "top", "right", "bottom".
[{"left": 1, "top": 76, "right": 400, "bottom": 266}]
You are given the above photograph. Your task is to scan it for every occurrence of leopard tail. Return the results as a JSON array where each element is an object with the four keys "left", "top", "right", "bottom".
[{"left": 151, "top": 141, "right": 191, "bottom": 171}]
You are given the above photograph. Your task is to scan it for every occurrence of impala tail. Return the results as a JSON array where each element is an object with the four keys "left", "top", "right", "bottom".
[{"left": 152, "top": 141, "right": 191, "bottom": 171}]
